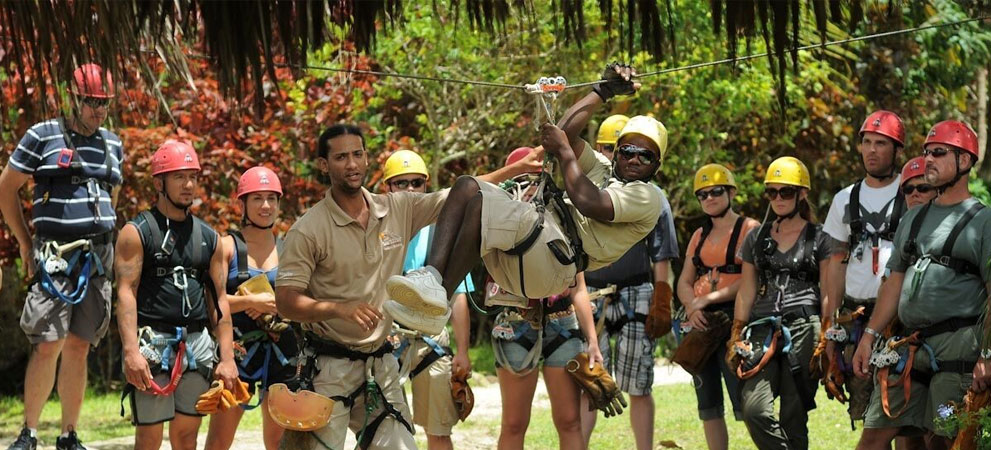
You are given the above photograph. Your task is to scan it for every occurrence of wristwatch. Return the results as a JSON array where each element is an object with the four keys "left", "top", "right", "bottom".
[{"left": 863, "top": 327, "right": 882, "bottom": 340}]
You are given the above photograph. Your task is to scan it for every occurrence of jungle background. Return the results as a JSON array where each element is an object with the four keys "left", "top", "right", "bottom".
[{"left": 1, "top": 0, "right": 990, "bottom": 447}]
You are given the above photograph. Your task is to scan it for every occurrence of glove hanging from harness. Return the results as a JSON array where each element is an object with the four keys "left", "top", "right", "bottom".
[
  {"left": 195, "top": 379, "right": 252, "bottom": 414},
  {"left": 644, "top": 281, "right": 673, "bottom": 339},
  {"left": 671, "top": 310, "right": 731, "bottom": 375}
]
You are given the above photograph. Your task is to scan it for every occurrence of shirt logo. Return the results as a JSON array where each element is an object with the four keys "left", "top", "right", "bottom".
[{"left": 380, "top": 232, "right": 403, "bottom": 251}]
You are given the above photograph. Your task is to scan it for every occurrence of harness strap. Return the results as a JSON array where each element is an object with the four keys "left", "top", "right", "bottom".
[
  {"left": 904, "top": 202, "right": 984, "bottom": 276},
  {"left": 229, "top": 230, "right": 252, "bottom": 288},
  {"left": 693, "top": 216, "right": 746, "bottom": 276},
  {"left": 408, "top": 338, "right": 452, "bottom": 380},
  {"left": 911, "top": 316, "right": 980, "bottom": 339},
  {"left": 39, "top": 250, "right": 95, "bottom": 305},
  {"left": 880, "top": 341, "right": 917, "bottom": 419},
  {"left": 306, "top": 332, "right": 393, "bottom": 361}
]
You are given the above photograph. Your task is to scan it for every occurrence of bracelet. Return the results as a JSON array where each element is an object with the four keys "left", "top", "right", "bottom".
[
  {"left": 863, "top": 327, "right": 882, "bottom": 340},
  {"left": 981, "top": 348, "right": 991, "bottom": 360}
]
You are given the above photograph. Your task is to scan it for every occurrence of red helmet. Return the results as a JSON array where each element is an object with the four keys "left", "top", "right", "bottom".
[
  {"left": 71, "top": 64, "right": 115, "bottom": 98},
  {"left": 237, "top": 166, "right": 283, "bottom": 199},
  {"left": 924, "top": 120, "right": 979, "bottom": 158},
  {"left": 900, "top": 156, "right": 926, "bottom": 186},
  {"left": 152, "top": 140, "right": 201, "bottom": 176},
  {"left": 859, "top": 110, "right": 905, "bottom": 147},
  {"left": 505, "top": 147, "right": 541, "bottom": 173}
]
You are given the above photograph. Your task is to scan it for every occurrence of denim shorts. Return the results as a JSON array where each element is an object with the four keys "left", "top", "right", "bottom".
[{"left": 494, "top": 313, "right": 583, "bottom": 372}]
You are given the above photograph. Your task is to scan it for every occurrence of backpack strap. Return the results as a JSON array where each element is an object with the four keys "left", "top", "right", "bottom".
[
  {"left": 931, "top": 202, "right": 984, "bottom": 276},
  {"left": 139, "top": 211, "right": 166, "bottom": 262},
  {"left": 882, "top": 193, "right": 906, "bottom": 241},
  {"left": 800, "top": 224, "right": 820, "bottom": 282},
  {"left": 692, "top": 220, "right": 714, "bottom": 275}
]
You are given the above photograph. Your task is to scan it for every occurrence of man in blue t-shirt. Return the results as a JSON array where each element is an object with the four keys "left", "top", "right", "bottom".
[
  {"left": 380, "top": 150, "right": 473, "bottom": 450},
  {"left": 0, "top": 64, "right": 123, "bottom": 450}
]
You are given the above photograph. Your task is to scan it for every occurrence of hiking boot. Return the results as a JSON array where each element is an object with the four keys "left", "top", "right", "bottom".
[
  {"left": 7, "top": 428, "right": 36, "bottom": 450},
  {"left": 55, "top": 430, "right": 86, "bottom": 450},
  {"left": 384, "top": 299, "right": 450, "bottom": 336},
  {"left": 386, "top": 267, "right": 448, "bottom": 316}
]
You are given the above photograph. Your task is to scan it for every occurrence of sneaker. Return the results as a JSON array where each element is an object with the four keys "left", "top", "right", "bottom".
[
  {"left": 384, "top": 300, "right": 450, "bottom": 336},
  {"left": 55, "top": 431, "right": 86, "bottom": 450},
  {"left": 386, "top": 267, "right": 448, "bottom": 315},
  {"left": 7, "top": 429, "right": 36, "bottom": 450}
]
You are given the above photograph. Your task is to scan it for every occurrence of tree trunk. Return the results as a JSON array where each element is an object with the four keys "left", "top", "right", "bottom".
[{"left": 978, "top": 65, "right": 988, "bottom": 177}]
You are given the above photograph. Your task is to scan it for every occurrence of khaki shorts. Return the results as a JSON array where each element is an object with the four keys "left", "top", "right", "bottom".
[
  {"left": 127, "top": 330, "right": 216, "bottom": 425},
  {"left": 310, "top": 352, "right": 415, "bottom": 450},
  {"left": 403, "top": 329, "right": 459, "bottom": 436},
  {"left": 20, "top": 239, "right": 113, "bottom": 345},
  {"left": 863, "top": 325, "right": 979, "bottom": 437},
  {"left": 477, "top": 179, "right": 577, "bottom": 300}
]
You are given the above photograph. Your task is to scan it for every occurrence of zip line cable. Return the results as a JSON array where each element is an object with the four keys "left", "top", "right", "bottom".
[{"left": 286, "top": 15, "right": 988, "bottom": 91}]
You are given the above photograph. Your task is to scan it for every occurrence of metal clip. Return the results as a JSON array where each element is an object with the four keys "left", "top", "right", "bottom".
[{"left": 825, "top": 325, "right": 848, "bottom": 343}]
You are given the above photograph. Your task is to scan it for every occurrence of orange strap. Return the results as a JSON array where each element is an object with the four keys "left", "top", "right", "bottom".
[
  {"left": 737, "top": 330, "right": 781, "bottom": 380},
  {"left": 879, "top": 340, "right": 919, "bottom": 419},
  {"left": 824, "top": 355, "right": 847, "bottom": 403}
]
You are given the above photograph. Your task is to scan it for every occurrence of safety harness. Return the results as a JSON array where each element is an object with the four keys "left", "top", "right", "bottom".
[
  {"left": 600, "top": 285, "right": 651, "bottom": 336},
  {"left": 37, "top": 118, "right": 116, "bottom": 214},
  {"left": 871, "top": 318, "right": 980, "bottom": 419},
  {"left": 844, "top": 180, "right": 905, "bottom": 275},
  {"left": 492, "top": 301, "right": 579, "bottom": 376},
  {"left": 36, "top": 237, "right": 106, "bottom": 305},
  {"left": 304, "top": 332, "right": 413, "bottom": 450},
  {"left": 903, "top": 201, "right": 985, "bottom": 280},
  {"left": 392, "top": 334, "right": 452, "bottom": 384},
  {"left": 753, "top": 222, "right": 820, "bottom": 313},
  {"left": 227, "top": 230, "right": 290, "bottom": 410},
  {"left": 119, "top": 325, "right": 206, "bottom": 418},
  {"left": 692, "top": 216, "right": 745, "bottom": 287},
  {"left": 734, "top": 306, "right": 819, "bottom": 411}
]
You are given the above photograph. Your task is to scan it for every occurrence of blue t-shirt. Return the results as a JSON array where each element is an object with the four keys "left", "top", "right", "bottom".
[
  {"left": 403, "top": 225, "right": 474, "bottom": 293},
  {"left": 10, "top": 119, "right": 123, "bottom": 237}
]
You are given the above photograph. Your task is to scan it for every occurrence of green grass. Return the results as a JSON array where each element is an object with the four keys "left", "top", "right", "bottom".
[
  {"left": 479, "top": 382, "right": 863, "bottom": 450},
  {"left": 0, "top": 389, "right": 264, "bottom": 446},
  {"left": 2, "top": 380, "right": 864, "bottom": 449}
]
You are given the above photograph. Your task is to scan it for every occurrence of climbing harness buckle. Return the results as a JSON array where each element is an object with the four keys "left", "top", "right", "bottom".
[
  {"left": 40, "top": 239, "right": 90, "bottom": 274},
  {"left": 172, "top": 267, "right": 193, "bottom": 318},
  {"left": 870, "top": 338, "right": 903, "bottom": 368}
]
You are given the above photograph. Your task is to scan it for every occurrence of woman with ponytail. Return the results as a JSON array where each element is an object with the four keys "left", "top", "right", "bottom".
[{"left": 726, "top": 157, "right": 836, "bottom": 449}]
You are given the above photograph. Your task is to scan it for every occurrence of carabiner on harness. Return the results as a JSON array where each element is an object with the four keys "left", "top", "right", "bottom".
[
  {"left": 525, "top": 76, "right": 567, "bottom": 129},
  {"left": 172, "top": 267, "right": 192, "bottom": 318},
  {"left": 38, "top": 238, "right": 96, "bottom": 305}
]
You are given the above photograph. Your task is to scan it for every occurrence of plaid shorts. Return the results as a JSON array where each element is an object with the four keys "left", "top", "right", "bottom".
[{"left": 594, "top": 282, "right": 655, "bottom": 396}]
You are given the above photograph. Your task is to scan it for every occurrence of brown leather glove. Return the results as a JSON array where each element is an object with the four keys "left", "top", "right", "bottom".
[
  {"left": 450, "top": 366, "right": 474, "bottom": 421},
  {"left": 809, "top": 318, "right": 831, "bottom": 380},
  {"left": 644, "top": 282, "right": 673, "bottom": 339},
  {"left": 672, "top": 311, "right": 731, "bottom": 375},
  {"left": 725, "top": 319, "right": 747, "bottom": 370},
  {"left": 195, "top": 379, "right": 252, "bottom": 414},
  {"left": 567, "top": 352, "right": 628, "bottom": 417}
]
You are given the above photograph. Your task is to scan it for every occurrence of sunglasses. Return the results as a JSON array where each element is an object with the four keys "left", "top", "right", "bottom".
[
  {"left": 903, "top": 183, "right": 934, "bottom": 195},
  {"left": 81, "top": 97, "right": 110, "bottom": 108},
  {"left": 389, "top": 178, "right": 426, "bottom": 189},
  {"left": 616, "top": 144, "right": 658, "bottom": 165},
  {"left": 695, "top": 186, "right": 727, "bottom": 201},
  {"left": 922, "top": 147, "right": 953, "bottom": 158},
  {"left": 764, "top": 186, "right": 799, "bottom": 200}
]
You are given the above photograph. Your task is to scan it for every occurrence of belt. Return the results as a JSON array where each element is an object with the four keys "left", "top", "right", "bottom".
[
  {"left": 753, "top": 304, "right": 819, "bottom": 324},
  {"left": 305, "top": 332, "right": 393, "bottom": 360},
  {"left": 139, "top": 319, "right": 208, "bottom": 334},
  {"left": 38, "top": 231, "right": 113, "bottom": 246}
]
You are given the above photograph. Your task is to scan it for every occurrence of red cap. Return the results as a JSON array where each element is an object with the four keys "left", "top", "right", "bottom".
[
  {"left": 71, "top": 64, "right": 115, "bottom": 98},
  {"left": 237, "top": 166, "right": 283, "bottom": 198},
  {"left": 859, "top": 110, "right": 905, "bottom": 147},
  {"left": 152, "top": 140, "right": 201, "bottom": 176},
  {"left": 900, "top": 156, "right": 926, "bottom": 186},
  {"left": 505, "top": 147, "right": 541, "bottom": 173},
  {"left": 924, "top": 120, "right": 979, "bottom": 158}
]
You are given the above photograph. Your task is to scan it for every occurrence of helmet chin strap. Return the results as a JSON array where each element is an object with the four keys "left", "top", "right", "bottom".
[
  {"left": 864, "top": 149, "right": 899, "bottom": 181},
  {"left": 243, "top": 216, "right": 275, "bottom": 230},
  {"left": 935, "top": 150, "right": 970, "bottom": 195},
  {"left": 708, "top": 197, "right": 733, "bottom": 219},
  {"left": 774, "top": 198, "right": 801, "bottom": 233},
  {"left": 159, "top": 176, "right": 190, "bottom": 215}
]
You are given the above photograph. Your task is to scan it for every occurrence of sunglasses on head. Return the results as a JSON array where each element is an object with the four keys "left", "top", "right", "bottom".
[
  {"left": 81, "top": 97, "right": 110, "bottom": 108},
  {"left": 389, "top": 178, "right": 426, "bottom": 189},
  {"left": 695, "top": 186, "right": 727, "bottom": 201},
  {"left": 922, "top": 147, "right": 953, "bottom": 158},
  {"left": 764, "top": 186, "right": 799, "bottom": 200},
  {"left": 616, "top": 144, "right": 658, "bottom": 165},
  {"left": 903, "top": 183, "right": 934, "bottom": 195}
]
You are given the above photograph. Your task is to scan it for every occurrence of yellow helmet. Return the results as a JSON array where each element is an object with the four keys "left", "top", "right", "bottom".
[
  {"left": 383, "top": 150, "right": 429, "bottom": 182},
  {"left": 764, "top": 156, "right": 811, "bottom": 189},
  {"left": 694, "top": 164, "right": 736, "bottom": 193},
  {"left": 596, "top": 115, "right": 630, "bottom": 145},
  {"left": 617, "top": 115, "right": 668, "bottom": 160}
]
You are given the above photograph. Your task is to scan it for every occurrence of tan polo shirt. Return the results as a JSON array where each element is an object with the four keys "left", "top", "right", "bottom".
[
  {"left": 567, "top": 141, "right": 663, "bottom": 271},
  {"left": 276, "top": 187, "right": 448, "bottom": 351}
]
